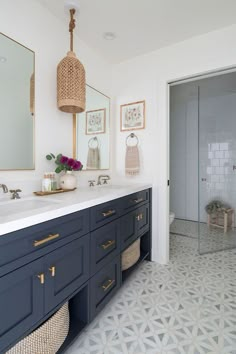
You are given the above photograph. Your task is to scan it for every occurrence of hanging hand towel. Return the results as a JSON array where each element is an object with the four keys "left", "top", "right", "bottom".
[
  {"left": 86, "top": 146, "right": 100, "bottom": 169},
  {"left": 125, "top": 144, "right": 140, "bottom": 175}
]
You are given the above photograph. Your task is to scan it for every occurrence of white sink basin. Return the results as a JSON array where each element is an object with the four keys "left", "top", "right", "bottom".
[{"left": 0, "top": 197, "right": 60, "bottom": 217}]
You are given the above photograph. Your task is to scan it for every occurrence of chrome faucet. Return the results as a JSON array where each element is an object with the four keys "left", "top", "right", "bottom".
[
  {"left": 9, "top": 189, "right": 22, "bottom": 199},
  {"left": 0, "top": 184, "right": 8, "bottom": 193},
  {"left": 97, "top": 175, "right": 111, "bottom": 185}
]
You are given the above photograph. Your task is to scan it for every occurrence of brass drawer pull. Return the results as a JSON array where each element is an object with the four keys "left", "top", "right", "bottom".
[
  {"left": 37, "top": 273, "right": 45, "bottom": 285},
  {"left": 136, "top": 213, "right": 143, "bottom": 221},
  {"left": 34, "top": 233, "right": 60, "bottom": 247},
  {"left": 102, "top": 210, "right": 116, "bottom": 217},
  {"left": 102, "top": 279, "right": 115, "bottom": 291},
  {"left": 101, "top": 240, "right": 115, "bottom": 250},
  {"left": 49, "top": 266, "right": 56, "bottom": 277},
  {"left": 133, "top": 198, "right": 144, "bottom": 203}
]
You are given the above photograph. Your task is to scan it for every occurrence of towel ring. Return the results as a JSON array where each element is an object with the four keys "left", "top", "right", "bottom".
[
  {"left": 88, "top": 136, "right": 100, "bottom": 148},
  {"left": 126, "top": 133, "right": 139, "bottom": 146}
]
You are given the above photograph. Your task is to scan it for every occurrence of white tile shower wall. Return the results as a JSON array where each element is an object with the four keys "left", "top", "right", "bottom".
[
  {"left": 0, "top": 0, "right": 112, "bottom": 194},
  {"left": 112, "top": 24, "right": 236, "bottom": 263}
]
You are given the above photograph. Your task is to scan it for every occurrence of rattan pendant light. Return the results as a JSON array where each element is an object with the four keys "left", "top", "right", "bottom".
[{"left": 57, "top": 7, "right": 86, "bottom": 113}]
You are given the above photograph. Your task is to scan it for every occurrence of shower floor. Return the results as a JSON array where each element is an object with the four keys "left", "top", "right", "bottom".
[{"left": 170, "top": 219, "right": 236, "bottom": 253}]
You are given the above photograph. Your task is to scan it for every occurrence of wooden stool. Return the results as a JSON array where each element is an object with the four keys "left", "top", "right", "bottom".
[{"left": 207, "top": 208, "right": 235, "bottom": 234}]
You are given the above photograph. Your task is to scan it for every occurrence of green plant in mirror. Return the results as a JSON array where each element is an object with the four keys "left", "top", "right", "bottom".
[{"left": 46, "top": 153, "right": 83, "bottom": 173}]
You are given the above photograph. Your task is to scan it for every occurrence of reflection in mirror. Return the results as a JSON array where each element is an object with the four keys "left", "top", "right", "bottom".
[
  {"left": 75, "top": 85, "right": 110, "bottom": 170},
  {"left": 0, "top": 33, "right": 35, "bottom": 170}
]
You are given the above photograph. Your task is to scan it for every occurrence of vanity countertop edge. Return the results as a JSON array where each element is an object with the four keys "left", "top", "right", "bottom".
[{"left": 0, "top": 183, "right": 152, "bottom": 236}]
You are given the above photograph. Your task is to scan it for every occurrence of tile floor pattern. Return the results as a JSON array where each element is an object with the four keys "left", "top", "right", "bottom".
[
  {"left": 170, "top": 219, "right": 236, "bottom": 253},
  {"left": 65, "top": 235, "right": 236, "bottom": 354}
]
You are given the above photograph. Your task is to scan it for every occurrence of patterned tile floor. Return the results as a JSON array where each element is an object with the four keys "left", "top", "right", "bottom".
[
  {"left": 65, "top": 234, "right": 236, "bottom": 354},
  {"left": 170, "top": 219, "right": 236, "bottom": 253}
]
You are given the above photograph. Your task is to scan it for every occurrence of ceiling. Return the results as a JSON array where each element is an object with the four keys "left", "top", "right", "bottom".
[{"left": 36, "top": 0, "right": 236, "bottom": 63}]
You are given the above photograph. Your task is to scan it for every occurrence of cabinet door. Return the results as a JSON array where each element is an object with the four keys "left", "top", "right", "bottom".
[
  {"left": 0, "top": 259, "right": 44, "bottom": 353},
  {"left": 136, "top": 204, "right": 150, "bottom": 237},
  {"left": 120, "top": 209, "right": 137, "bottom": 251},
  {"left": 44, "top": 235, "right": 90, "bottom": 313}
]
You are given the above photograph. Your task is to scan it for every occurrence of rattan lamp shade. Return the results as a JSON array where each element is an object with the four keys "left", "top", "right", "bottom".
[{"left": 57, "top": 51, "right": 85, "bottom": 113}]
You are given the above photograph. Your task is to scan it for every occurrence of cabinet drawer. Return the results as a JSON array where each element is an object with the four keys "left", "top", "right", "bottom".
[
  {"left": 0, "top": 209, "right": 89, "bottom": 271},
  {"left": 90, "top": 220, "right": 120, "bottom": 275},
  {"left": 120, "top": 189, "right": 149, "bottom": 214},
  {"left": 90, "top": 199, "right": 120, "bottom": 230},
  {"left": 90, "top": 256, "right": 121, "bottom": 320},
  {"left": 120, "top": 204, "right": 150, "bottom": 251},
  {"left": 44, "top": 234, "right": 90, "bottom": 313}
]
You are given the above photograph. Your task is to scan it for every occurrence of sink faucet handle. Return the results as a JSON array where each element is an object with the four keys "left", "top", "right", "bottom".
[
  {"left": 0, "top": 184, "right": 8, "bottom": 193},
  {"left": 88, "top": 180, "right": 96, "bottom": 187},
  {"left": 9, "top": 189, "right": 22, "bottom": 199}
]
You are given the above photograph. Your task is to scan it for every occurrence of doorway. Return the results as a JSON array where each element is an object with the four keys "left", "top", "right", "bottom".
[{"left": 169, "top": 70, "right": 236, "bottom": 254}]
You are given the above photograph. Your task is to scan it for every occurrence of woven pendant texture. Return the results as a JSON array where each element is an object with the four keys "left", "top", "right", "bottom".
[{"left": 57, "top": 51, "right": 86, "bottom": 113}]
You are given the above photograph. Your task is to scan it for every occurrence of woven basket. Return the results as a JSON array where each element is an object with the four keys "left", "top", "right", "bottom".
[
  {"left": 6, "top": 302, "right": 69, "bottom": 354},
  {"left": 57, "top": 51, "right": 86, "bottom": 113},
  {"left": 122, "top": 238, "right": 140, "bottom": 271}
]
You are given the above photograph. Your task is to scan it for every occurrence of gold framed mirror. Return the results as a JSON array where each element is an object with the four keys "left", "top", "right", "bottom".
[
  {"left": 0, "top": 32, "right": 35, "bottom": 170},
  {"left": 73, "top": 85, "right": 110, "bottom": 170}
]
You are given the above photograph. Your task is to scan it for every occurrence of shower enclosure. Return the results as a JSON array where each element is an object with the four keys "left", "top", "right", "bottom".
[{"left": 170, "top": 70, "right": 236, "bottom": 254}]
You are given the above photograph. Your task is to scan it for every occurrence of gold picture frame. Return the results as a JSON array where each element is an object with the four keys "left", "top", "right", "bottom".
[
  {"left": 86, "top": 108, "right": 106, "bottom": 135},
  {"left": 120, "top": 100, "right": 145, "bottom": 131}
]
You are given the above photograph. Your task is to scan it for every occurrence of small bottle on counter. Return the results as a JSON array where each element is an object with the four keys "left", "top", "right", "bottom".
[
  {"left": 42, "top": 173, "right": 51, "bottom": 192},
  {"left": 50, "top": 172, "right": 57, "bottom": 191}
]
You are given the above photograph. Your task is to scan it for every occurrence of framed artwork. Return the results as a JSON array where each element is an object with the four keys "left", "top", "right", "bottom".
[
  {"left": 86, "top": 108, "right": 106, "bottom": 135},
  {"left": 120, "top": 100, "right": 145, "bottom": 131}
]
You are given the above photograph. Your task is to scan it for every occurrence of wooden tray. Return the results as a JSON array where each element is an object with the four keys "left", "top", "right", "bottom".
[{"left": 34, "top": 188, "right": 76, "bottom": 196}]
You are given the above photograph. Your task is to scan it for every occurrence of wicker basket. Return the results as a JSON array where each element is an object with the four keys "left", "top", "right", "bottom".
[
  {"left": 6, "top": 302, "right": 69, "bottom": 354},
  {"left": 122, "top": 238, "right": 140, "bottom": 271}
]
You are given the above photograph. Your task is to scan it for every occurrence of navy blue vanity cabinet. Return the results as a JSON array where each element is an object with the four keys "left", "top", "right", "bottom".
[
  {"left": 0, "top": 258, "right": 44, "bottom": 353},
  {"left": 44, "top": 234, "right": 90, "bottom": 313}
]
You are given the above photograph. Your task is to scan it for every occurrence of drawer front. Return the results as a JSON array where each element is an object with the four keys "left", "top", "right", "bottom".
[
  {"left": 0, "top": 209, "right": 89, "bottom": 271},
  {"left": 90, "top": 256, "right": 121, "bottom": 320},
  {"left": 90, "top": 220, "right": 120, "bottom": 275},
  {"left": 0, "top": 259, "right": 44, "bottom": 354},
  {"left": 44, "top": 234, "right": 90, "bottom": 313},
  {"left": 90, "top": 199, "right": 120, "bottom": 230},
  {"left": 120, "top": 189, "right": 149, "bottom": 214}
]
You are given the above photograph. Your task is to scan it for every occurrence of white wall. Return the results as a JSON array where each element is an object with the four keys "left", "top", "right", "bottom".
[
  {"left": 112, "top": 24, "right": 236, "bottom": 264},
  {"left": 0, "top": 0, "right": 112, "bottom": 195}
]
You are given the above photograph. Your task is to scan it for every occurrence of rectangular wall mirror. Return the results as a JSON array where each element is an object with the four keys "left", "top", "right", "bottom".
[
  {"left": 0, "top": 32, "right": 35, "bottom": 170},
  {"left": 74, "top": 85, "right": 110, "bottom": 170}
]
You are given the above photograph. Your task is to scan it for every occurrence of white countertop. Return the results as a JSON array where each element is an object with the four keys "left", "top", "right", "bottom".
[{"left": 0, "top": 183, "right": 152, "bottom": 236}]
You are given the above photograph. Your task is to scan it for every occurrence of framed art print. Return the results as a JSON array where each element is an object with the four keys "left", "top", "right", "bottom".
[
  {"left": 86, "top": 108, "right": 106, "bottom": 135},
  {"left": 120, "top": 100, "right": 145, "bottom": 131}
]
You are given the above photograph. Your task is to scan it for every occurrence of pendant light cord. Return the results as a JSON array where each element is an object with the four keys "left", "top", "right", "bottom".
[{"left": 69, "top": 9, "right": 76, "bottom": 51}]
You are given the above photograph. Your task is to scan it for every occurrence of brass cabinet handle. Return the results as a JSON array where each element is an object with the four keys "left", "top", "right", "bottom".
[
  {"left": 136, "top": 213, "right": 143, "bottom": 221},
  {"left": 133, "top": 198, "right": 143, "bottom": 203},
  {"left": 102, "top": 210, "right": 116, "bottom": 217},
  {"left": 101, "top": 240, "right": 115, "bottom": 250},
  {"left": 102, "top": 279, "right": 115, "bottom": 291},
  {"left": 37, "top": 273, "right": 45, "bottom": 285},
  {"left": 49, "top": 266, "right": 56, "bottom": 277},
  {"left": 34, "top": 233, "right": 60, "bottom": 247}
]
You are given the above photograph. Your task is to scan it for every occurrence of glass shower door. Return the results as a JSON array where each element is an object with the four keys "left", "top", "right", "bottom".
[{"left": 198, "top": 71, "right": 236, "bottom": 254}]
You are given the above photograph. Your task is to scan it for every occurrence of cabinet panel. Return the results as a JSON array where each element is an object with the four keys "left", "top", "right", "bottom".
[
  {"left": 0, "top": 259, "right": 44, "bottom": 353},
  {"left": 90, "top": 220, "right": 120, "bottom": 275},
  {"left": 120, "top": 189, "right": 149, "bottom": 215},
  {"left": 136, "top": 204, "right": 150, "bottom": 237},
  {"left": 0, "top": 209, "right": 89, "bottom": 271},
  {"left": 90, "top": 256, "right": 121, "bottom": 320},
  {"left": 44, "top": 235, "right": 90, "bottom": 313},
  {"left": 90, "top": 199, "right": 121, "bottom": 230},
  {"left": 120, "top": 209, "right": 137, "bottom": 251}
]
